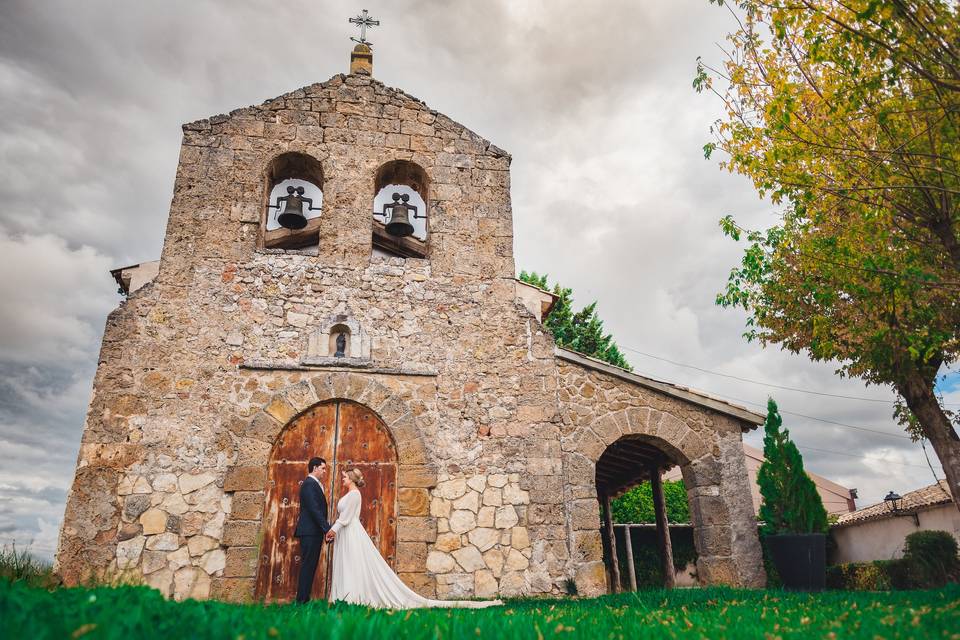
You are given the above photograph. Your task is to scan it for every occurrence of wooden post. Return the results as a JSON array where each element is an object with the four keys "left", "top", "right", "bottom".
[
  {"left": 623, "top": 524, "right": 637, "bottom": 591},
  {"left": 602, "top": 492, "right": 621, "bottom": 593},
  {"left": 650, "top": 466, "right": 675, "bottom": 588}
]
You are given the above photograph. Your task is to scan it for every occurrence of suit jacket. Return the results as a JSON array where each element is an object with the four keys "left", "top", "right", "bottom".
[{"left": 294, "top": 476, "right": 331, "bottom": 537}]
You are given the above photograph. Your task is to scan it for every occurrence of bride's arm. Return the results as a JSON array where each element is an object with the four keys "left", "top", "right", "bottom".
[{"left": 330, "top": 491, "right": 361, "bottom": 534}]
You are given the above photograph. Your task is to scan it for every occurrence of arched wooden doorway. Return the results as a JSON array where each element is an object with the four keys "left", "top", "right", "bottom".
[{"left": 254, "top": 400, "right": 398, "bottom": 602}]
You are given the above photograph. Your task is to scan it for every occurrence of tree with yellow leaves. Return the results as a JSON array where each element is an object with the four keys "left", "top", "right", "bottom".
[{"left": 696, "top": 0, "right": 960, "bottom": 510}]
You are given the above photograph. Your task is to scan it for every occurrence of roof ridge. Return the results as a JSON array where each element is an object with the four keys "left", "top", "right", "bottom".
[
  {"left": 555, "top": 347, "right": 764, "bottom": 428},
  {"left": 835, "top": 479, "right": 954, "bottom": 527},
  {"left": 178, "top": 74, "right": 509, "bottom": 158}
]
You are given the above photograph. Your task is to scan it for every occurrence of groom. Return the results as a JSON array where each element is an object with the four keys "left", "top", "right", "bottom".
[{"left": 294, "top": 456, "right": 332, "bottom": 603}]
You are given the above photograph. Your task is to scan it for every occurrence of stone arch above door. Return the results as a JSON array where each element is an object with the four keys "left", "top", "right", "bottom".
[
  {"left": 213, "top": 372, "right": 439, "bottom": 602},
  {"left": 231, "top": 372, "right": 436, "bottom": 479},
  {"left": 563, "top": 407, "right": 711, "bottom": 472},
  {"left": 560, "top": 404, "right": 764, "bottom": 592}
]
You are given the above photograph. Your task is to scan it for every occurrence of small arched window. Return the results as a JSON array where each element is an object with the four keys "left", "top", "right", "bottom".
[
  {"left": 372, "top": 160, "right": 428, "bottom": 258},
  {"left": 328, "top": 324, "right": 351, "bottom": 358},
  {"left": 263, "top": 152, "right": 324, "bottom": 249},
  {"left": 304, "top": 315, "right": 370, "bottom": 365}
]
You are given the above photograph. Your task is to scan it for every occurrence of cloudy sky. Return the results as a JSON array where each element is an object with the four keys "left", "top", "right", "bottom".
[{"left": 0, "top": 0, "right": 954, "bottom": 561}]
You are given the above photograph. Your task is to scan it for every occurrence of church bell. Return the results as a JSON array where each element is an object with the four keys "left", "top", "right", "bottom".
[
  {"left": 374, "top": 191, "right": 425, "bottom": 238},
  {"left": 385, "top": 195, "right": 415, "bottom": 237},
  {"left": 277, "top": 186, "right": 308, "bottom": 230},
  {"left": 379, "top": 192, "right": 425, "bottom": 237}
]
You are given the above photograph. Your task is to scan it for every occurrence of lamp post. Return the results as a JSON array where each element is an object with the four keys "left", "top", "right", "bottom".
[
  {"left": 883, "top": 491, "right": 902, "bottom": 512},
  {"left": 883, "top": 490, "right": 919, "bottom": 526}
]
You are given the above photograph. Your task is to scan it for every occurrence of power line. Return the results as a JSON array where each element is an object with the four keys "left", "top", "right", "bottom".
[
  {"left": 642, "top": 375, "right": 929, "bottom": 468},
  {"left": 722, "top": 393, "right": 912, "bottom": 440},
  {"left": 920, "top": 438, "right": 941, "bottom": 484},
  {"left": 624, "top": 361, "right": 915, "bottom": 439},
  {"left": 594, "top": 344, "right": 946, "bottom": 472},
  {"left": 623, "top": 367, "right": 935, "bottom": 469},
  {"left": 620, "top": 344, "right": 960, "bottom": 407},
  {"left": 629, "top": 360, "right": 914, "bottom": 440},
  {"left": 621, "top": 345, "right": 892, "bottom": 402},
  {"left": 793, "top": 444, "right": 934, "bottom": 470}
]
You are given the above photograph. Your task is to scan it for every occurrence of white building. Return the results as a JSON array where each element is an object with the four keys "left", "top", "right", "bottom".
[{"left": 832, "top": 480, "right": 958, "bottom": 563}]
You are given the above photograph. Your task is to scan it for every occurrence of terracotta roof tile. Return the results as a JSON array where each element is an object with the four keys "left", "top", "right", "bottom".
[{"left": 835, "top": 480, "right": 952, "bottom": 527}]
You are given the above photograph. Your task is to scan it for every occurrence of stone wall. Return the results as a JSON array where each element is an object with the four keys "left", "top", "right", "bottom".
[
  {"left": 57, "top": 71, "right": 764, "bottom": 600},
  {"left": 555, "top": 358, "right": 766, "bottom": 592},
  {"left": 427, "top": 473, "right": 532, "bottom": 598}
]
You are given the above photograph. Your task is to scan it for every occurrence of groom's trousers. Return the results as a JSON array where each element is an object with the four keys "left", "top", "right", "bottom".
[{"left": 296, "top": 535, "right": 324, "bottom": 603}]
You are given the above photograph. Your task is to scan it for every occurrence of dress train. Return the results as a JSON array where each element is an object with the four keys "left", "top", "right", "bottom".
[{"left": 328, "top": 489, "right": 503, "bottom": 609}]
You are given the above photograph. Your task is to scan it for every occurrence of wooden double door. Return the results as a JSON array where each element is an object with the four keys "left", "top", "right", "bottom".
[{"left": 254, "top": 400, "right": 398, "bottom": 602}]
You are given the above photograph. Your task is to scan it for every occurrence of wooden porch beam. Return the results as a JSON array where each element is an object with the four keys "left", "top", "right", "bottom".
[
  {"left": 601, "top": 492, "right": 621, "bottom": 593},
  {"left": 650, "top": 465, "right": 675, "bottom": 589},
  {"left": 597, "top": 452, "right": 659, "bottom": 471},
  {"left": 623, "top": 524, "right": 637, "bottom": 592}
]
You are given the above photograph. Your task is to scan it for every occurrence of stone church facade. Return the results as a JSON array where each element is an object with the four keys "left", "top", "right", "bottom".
[{"left": 57, "top": 48, "right": 765, "bottom": 602}]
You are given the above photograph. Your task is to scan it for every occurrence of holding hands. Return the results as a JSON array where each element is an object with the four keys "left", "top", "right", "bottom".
[{"left": 325, "top": 529, "right": 336, "bottom": 543}]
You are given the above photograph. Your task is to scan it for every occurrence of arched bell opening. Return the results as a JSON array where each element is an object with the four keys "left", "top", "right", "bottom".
[
  {"left": 596, "top": 435, "right": 689, "bottom": 592},
  {"left": 372, "top": 160, "right": 429, "bottom": 258},
  {"left": 263, "top": 152, "right": 324, "bottom": 249}
]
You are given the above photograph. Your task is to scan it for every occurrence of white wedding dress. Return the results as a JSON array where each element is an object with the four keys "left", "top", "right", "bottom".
[{"left": 328, "top": 488, "right": 503, "bottom": 609}]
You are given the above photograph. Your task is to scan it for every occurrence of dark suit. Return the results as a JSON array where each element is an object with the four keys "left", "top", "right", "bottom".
[{"left": 294, "top": 475, "right": 331, "bottom": 603}]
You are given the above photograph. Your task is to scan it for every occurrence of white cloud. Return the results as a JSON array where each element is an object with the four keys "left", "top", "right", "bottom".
[{"left": 0, "top": 231, "right": 117, "bottom": 366}]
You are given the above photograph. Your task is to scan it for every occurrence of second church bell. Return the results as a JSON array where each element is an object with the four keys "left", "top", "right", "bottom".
[
  {"left": 378, "top": 192, "right": 424, "bottom": 238},
  {"left": 268, "top": 185, "right": 320, "bottom": 230}
]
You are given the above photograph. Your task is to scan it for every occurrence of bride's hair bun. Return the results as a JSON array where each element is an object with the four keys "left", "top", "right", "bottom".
[{"left": 347, "top": 468, "right": 366, "bottom": 488}]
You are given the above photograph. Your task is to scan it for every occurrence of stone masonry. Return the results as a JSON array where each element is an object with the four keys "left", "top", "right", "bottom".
[{"left": 57, "top": 60, "right": 765, "bottom": 602}]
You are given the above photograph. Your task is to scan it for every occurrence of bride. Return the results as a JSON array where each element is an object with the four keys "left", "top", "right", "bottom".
[{"left": 325, "top": 468, "right": 503, "bottom": 609}]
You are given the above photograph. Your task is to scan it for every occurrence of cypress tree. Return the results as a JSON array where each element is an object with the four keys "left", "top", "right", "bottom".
[
  {"left": 757, "top": 398, "right": 828, "bottom": 535},
  {"left": 518, "top": 271, "right": 632, "bottom": 371}
]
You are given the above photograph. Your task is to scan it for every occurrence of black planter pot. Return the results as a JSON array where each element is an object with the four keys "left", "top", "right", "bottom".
[{"left": 765, "top": 533, "right": 826, "bottom": 591}]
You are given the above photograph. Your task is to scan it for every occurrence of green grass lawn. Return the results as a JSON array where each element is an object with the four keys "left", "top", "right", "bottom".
[{"left": 1, "top": 580, "right": 958, "bottom": 639}]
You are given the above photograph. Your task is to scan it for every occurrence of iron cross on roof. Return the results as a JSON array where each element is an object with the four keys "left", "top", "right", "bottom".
[{"left": 349, "top": 9, "right": 380, "bottom": 47}]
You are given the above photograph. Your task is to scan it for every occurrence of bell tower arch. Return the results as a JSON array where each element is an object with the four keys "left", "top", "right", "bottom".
[
  {"left": 262, "top": 152, "right": 324, "bottom": 249},
  {"left": 372, "top": 159, "right": 429, "bottom": 258}
]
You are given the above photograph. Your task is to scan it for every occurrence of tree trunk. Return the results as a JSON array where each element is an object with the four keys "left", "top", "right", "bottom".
[
  {"left": 898, "top": 371, "right": 960, "bottom": 513},
  {"left": 929, "top": 213, "right": 960, "bottom": 274}
]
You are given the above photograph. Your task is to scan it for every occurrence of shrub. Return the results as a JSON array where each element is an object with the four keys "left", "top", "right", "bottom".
[
  {"left": 903, "top": 530, "right": 959, "bottom": 588},
  {"left": 825, "top": 534, "right": 959, "bottom": 592},
  {"left": 882, "top": 559, "right": 916, "bottom": 590},
  {"left": 611, "top": 481, "right": 690, "bottom": 524},
  {"left": 757, "top": 398, "right": 828, "bottom": 535},
  {"left": 826, "top": 561, "right": 894, "bottom": 591},
  {"left": 826, "top": 559, "right": 922, "bottom": 591},
  {"left": 0, "top": 544, "right": 58, "bottom": 590}
]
